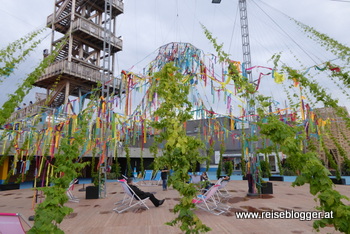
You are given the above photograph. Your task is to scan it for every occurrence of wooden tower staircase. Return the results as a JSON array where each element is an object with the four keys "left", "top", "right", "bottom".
[{"left": 9, "top": 0, "right": 124, "bottom": 122}]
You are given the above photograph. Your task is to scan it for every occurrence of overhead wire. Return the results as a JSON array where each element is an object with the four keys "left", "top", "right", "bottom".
[
  {"left": 228, "top": 4, "right": 240, "bottom": 56},
  {"left": 255, "top": 0, "right": 328, "bottom": 65}
]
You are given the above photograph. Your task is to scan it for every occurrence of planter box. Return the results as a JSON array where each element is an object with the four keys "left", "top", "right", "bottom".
[
  {"left": 0, "top": 183, "right": 20, "bottom": 191},
  {"left": 261, "top": 182, "right": 273, "bottom": 194},
  {"left": 330, "top": 178, "right": 346, "bottom": 185},
  {"left": 269, "top": 176, "right": 284, "bottom": 181},
  {"left": 86, "top": 186, "right": 99, "bottom": 199}
]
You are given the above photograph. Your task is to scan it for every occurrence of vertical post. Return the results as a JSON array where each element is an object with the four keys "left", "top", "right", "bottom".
[
  {"left": 64, "top": 81, "right": 70, "bottom": 109},
  {"left": 68, "top": 0, "right": 76, "bottom": 62},
  {"left": 50, "top": 0, "right": 57, "bottom": 53},
  {"left": 0, "top": 157, "right": 9, "bottom": 184}
]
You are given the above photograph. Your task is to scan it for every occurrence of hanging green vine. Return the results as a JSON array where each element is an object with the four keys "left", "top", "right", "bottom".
[
  {"left": 216, "top": 142, "right": 225, "bottom": 179},
  {"left": 140, "top": 148, "right": 145, "bottom": 177},
  {"left": 0, "top": 28, "right": 46, "bottom": 80},
  {"left": 28, "top": 109, "right": 90, "bottom": 233},
  {"left": 256, "top": 142, "right": 273, "bottom": 177},
  {"left": 320, "top": 137, "right": 339, "bottom": 175},
  {"left": 149, "top": 63, "right": 210, "bottom": 233},
  {"left": 293, "top": 19, "right": 350, "bottom": 64},
  {"left": 0, "top": 36, "right": 68, "bottom": 125},
  {"left": 204, "top": 23, "right": 350, "bottom": 233},
  {"left": 206, "top": 139, "right": 214, "bottom": 172},
  {"left": 124, "top": 144, "right": 132, "bottom": 177},
  {"left": 283, "top": 66, "right": 350, "bottom": 127},
  {"left": 259, "top": 115, "right": 350, "bottom": 233}
]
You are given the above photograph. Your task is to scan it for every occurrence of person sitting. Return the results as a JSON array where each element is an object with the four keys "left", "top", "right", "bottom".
[
  {"left": 200, "top": 172, "right": 209, "bottom": 181},
  {"left": 200, "top": 172, "right": 214, "bottom": 191},
  {"left": 127, "top": 178, "right": 165, "bottom": 207},
  {"left": 222, "top": 175, "right": 230, "bottom": 181}
]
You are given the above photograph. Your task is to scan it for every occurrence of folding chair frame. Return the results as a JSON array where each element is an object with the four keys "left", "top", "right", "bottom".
[
  {"left": 113, "top": 179, "right": 150, "bottom": 213},
  {"left": 192, "top": 185, "right": 226, "bottom": 215},
  {"left": 140, "top": 170, "right": 161, "bottom": 186},
  {"left": 139, "top": 170, "right": 153, "bottom": 186},
  {"left": 66, "top": 178, "right": 79, "bottom": 203},
  {"left": 216, "top": 180, "right": 234, "bottom": 202}
]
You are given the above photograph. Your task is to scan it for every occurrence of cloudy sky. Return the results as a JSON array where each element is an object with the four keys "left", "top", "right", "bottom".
[{"left": 1, "top": 0, "right": 350, "bottom": 112}]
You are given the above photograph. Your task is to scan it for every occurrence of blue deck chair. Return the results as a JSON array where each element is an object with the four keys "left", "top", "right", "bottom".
[
  {"left": 139, "top": 170, "right": 153, "bottom": 185},
  {"left": 151, "top": 170, "right": 161, "bottom": 185}
]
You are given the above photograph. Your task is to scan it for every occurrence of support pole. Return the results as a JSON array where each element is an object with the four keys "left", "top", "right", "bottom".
[
  {"left": 239, "top": 0, "right": 259, "bottom": 195},
  {"left": 99, "top": 0, "right": 113, "bottom": 199}
]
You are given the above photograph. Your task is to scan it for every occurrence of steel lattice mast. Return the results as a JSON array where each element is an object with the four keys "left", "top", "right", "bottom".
[
  {"left": 214, "top": 0, "right": 259, "bottom": 195},
  {"left": 239, "top": 0, "right": 259, "bottom": 196}
]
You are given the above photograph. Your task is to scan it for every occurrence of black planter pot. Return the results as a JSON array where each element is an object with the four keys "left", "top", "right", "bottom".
[
  {"left": 86, "top": 186, "right": 99, "bottom": 199},
  {"left": 0, "top": 183, "right": 20, "bottom": 191},
  {"left": 261, "top": 182, "right": 273, "bottom": 194},
  {"left": 269, "top": 176, "right": 284, "bottom": 181},
  {"left": 330, "top": 178, "right": 346, "bottom": 185}
]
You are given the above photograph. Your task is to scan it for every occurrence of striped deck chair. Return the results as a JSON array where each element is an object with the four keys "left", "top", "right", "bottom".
[
  {"left": 113, "top": 179, "right": 150, "bottom": 213},
  {"left": 216, "top": 179, "right": 233, "bottom": 202},
  {"left": 114, "top": 177, "right": 133, "bottom": 206},
  {"left": 66, "top": 178, "right": 79, "bottom": 202},
  {"left": 0, "top": 213, "right": 31, "bottom": 234},
  {"left": 190, "top": 174, "right": 202, "bottom": 184},
  {"left": 192, "top": 184, "right": 226, "bottom": 215},
  {"left": 190, "top": 173, "right": 203, "bottom": 191}
]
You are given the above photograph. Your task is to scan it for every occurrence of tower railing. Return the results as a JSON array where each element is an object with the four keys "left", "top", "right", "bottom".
[
  {"left": 47, "top": 0, "right": 124, "bottom": 26},
  {"left": 37, "top": 60, "right": 120, "bottom": 85},
  {"left": 71, "top": 17, "right": 122, "bottom": 50},
  {"left": 8, "top": 99, "right": 47, "bottom": 122}
]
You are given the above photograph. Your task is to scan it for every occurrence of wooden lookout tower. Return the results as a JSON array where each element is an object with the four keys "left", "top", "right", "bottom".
[
  {"left": 11, "top": 0, "right": 124, "bottom": 121},
  {"left": 38, "top": 0, "right": 124, "bottom": 107}
]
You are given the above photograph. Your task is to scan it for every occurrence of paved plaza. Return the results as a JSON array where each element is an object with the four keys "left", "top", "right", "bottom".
[{"left": 1, "top": 179, "right": 349, "bottom": 233}]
